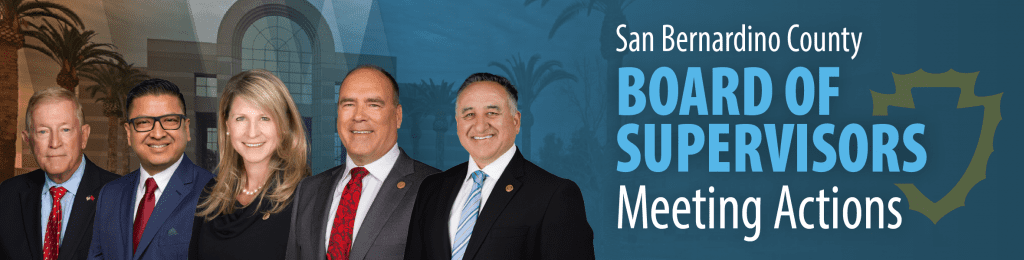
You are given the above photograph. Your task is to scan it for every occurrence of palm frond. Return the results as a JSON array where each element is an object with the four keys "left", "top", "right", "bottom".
[
  {"left": 18, "top": 1, "right": 83, "bottom": 27},
  {"left": 549, "top": 1, "right": 588, "bottom": 39}
]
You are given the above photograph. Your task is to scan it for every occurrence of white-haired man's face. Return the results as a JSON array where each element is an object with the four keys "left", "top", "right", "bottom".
[{"left": 23, "top": 99, "right": 90, "bottom": 182}]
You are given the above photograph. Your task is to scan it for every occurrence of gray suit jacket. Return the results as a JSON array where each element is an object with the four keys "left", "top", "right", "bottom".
[{"left": 285, "top": 148, "right": 439, "bottom": 260}]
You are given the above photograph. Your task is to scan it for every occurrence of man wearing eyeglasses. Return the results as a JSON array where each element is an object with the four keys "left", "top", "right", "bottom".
[{"left": 87, "top": 79, "right": 215, "bottom": 260}]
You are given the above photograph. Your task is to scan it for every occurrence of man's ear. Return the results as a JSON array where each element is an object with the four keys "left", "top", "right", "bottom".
[
  {"left": 396, "top": 104, "right": 403, "bottom": 129},
  {"left": 184, "top": 118, "right": 191, "bottom": 142},
  {"left": 513, "top": 110, "right": 522, "bottom": 128},
  {"left": 80, "top": 124, "right": 91, "bottom": 149},
  {"left": 124, "top": 122, "right": 132, "bottom": 147},
  {"left": 21, "top": 130, "right": 31, "bottom": 149}
]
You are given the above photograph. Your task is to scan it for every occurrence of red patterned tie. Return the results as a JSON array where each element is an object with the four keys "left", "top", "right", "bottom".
[
  {"left": 327, "top": 167, "right": 369, "bottom": 260},
  {"left": 43, "top": 186, "right": 67, "bottom": 260},
  {"left": 133, "top": 178, "right": 158, "bottom": 254}
]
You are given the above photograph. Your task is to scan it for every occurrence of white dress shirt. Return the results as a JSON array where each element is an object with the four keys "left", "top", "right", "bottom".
[
  {"left": 324, "top": 144, "right": 400, "bottom": 248},
  {"left": 448, "top": 145, "right": 517, "bottom": 246},
  {"left": 133, "top": 155, "right": 183, "bottom": 221}
]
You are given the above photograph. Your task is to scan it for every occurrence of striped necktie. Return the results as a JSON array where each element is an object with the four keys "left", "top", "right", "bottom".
[{"left": 452, "top": 170, "right": 487, "bottom": 260}]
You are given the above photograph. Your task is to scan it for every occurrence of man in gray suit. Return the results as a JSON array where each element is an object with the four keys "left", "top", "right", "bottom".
[{"left": 286, "top": 65, "right": 439, "bottom": 260}]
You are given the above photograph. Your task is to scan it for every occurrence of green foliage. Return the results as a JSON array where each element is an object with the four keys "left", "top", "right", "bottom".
[
  {"left": 81, "top": 61, "right": 148, "bottom": 119},
  {"left": 23, "top": 20, "right": 121, "bottom": 75}
]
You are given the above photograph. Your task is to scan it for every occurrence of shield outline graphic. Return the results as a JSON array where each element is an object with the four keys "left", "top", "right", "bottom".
[{"left": 870, "top": 69, "right": 1002, "bottom": 224}]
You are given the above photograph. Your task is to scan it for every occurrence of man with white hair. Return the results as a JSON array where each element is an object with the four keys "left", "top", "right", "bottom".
[{"left": 0, "top": 87, "right": 119, "bottom": 260}]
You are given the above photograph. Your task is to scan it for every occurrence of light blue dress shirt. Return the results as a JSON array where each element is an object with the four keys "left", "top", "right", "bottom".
[{"left": 40, "top": 155, "right": 86, "bottom": 245}]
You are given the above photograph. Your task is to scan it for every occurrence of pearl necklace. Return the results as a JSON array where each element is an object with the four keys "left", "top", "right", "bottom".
[{"left": 242, "top": 184, "right": 263, "bottom": 196}]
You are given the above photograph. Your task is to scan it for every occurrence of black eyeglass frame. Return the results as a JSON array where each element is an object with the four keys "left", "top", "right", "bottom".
[{"left": 127, "top": 114, "right": 187, "bottom": 132}]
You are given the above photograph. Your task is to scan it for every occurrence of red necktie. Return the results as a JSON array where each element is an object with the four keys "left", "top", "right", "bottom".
[
  {"left": 133, "top": 178, "right": 158, "bottom": 254},
  {"left": 327, "top": 167, "right": 369, "bottom": 260},
  {"left": 43, "top": 186, "right": 67, "bottom": 260}
]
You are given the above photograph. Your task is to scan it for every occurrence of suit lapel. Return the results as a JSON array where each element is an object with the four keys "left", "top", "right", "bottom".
[
  {"left": 120, "top": 170, "right": 141, "bottom": 260},
  {"left": 21, "top": 171, "right": 44, "bottom": 260},
  {"left": 423, "top": 162, "right": 468, "bottom": 260},
  {"left": 349, "top": 150, "right": 415, "bottom": 260},
  {"left": 313, "top": 164, "right": 348, "bottom": 258},
  {"left": 463, "top": 151, "right": 526, "bottom": 260},
  {"left": 133, "top": 156, "right": 195, "bottom": 260},
  {"left": 57, "top": 158, "right": 102, "bottom": 260},
  {"left": 431, "top": 163, "right": 467, "bottom": 260}
]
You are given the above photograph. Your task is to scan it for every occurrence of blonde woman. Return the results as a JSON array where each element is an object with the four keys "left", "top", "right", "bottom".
[{"left": 189, "top": 70, "right": 310, "bottom": 259}]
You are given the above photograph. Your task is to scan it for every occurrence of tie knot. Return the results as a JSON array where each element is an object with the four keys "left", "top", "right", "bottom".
[
  {"left": 144, "top": 177, "right": 158, "bottom": 194},
  {"left": 471, "top": 170, "right": 487, "bottom": 185},
  {"left": 350, "top": 167, "right": 369, "bottom": 181},
  {"left": 49, "top": 186, "right": 67, "bottom": 200}
]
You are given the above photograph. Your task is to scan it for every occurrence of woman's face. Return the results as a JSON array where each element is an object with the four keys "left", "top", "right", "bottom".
[{"left": 226, "top": 97, "right": 280, "bottom": 167}]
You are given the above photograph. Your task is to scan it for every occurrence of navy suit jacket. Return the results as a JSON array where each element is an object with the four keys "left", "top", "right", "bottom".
[
  {"left": 0, "top": 156, "right": 119, "bottom": 260},
  {"left": 87, "top": 155, "right": 214, "bottom": 260}
]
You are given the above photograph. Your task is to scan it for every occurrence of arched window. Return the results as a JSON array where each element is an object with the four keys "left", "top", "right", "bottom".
[{"left": 240, "top": 15, "right": 313, "bottom": 104}]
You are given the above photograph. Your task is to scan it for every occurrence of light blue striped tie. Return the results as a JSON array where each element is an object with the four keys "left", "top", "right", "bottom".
[{"left": 452, "top": 170, "right": 487, "bottom": 260}]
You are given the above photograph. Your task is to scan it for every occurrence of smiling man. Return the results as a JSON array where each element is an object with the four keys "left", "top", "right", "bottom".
[
  {"left": 87, "top": 79, "right": 214, "bottom": 260},
  {"left": 286, "top": 65, "right": 439, "bottom": 260},
  {"left": 0, "top": 87, "right": 119, "bottom": 260},
  {"left": 405, "top": 73, "right": 595, "bottom": 260}
]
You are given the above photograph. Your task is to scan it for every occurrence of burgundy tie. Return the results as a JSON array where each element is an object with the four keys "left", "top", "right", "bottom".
[
  {"left": 326, "top": 167, "right": 369, "bottom": 260},
  {"left": 133, "top": 178, "right": 158, "bottom": 254},
  {"left": 43, "top": 186, "right": 67, "bottom": 260}
]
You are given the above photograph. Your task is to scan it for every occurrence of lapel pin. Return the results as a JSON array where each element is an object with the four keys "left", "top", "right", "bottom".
[
  {"left": 262, "top": 213, "right": 270, "bottom": 220},
  {"left": 168, "top": 228, "right": 178, "bottom": 236},
  {"left": 86, "top": 195, "right": 95, "bottom": 201},
  {"left": 506, "top": 184, "right": 513, "bottom": 192},
  {"left": 397, "top": 181, "right": 406, "bottom": 189}
]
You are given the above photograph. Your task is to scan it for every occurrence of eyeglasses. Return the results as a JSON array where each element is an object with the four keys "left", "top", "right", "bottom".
[{"left": 128, "top": 114, "right": 186, "bottom": 132}]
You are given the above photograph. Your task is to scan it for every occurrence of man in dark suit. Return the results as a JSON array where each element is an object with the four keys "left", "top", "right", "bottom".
[
  {"left": 406, "top": 73, "right": 595, "bottom": 260},
  {"left": 87, "top": 79, "right": 215, "bottom": 260},
  {"left": 0, "top": 87, "right": 119, "bottom": 260},
  {"left": 286, "top": 65, "right": 439, "bottom": 260}
]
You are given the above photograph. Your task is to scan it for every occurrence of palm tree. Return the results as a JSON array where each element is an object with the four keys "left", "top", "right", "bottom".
[
  {"left": 414, "top": 79, "right": 458, "bottom": 168},
  {"left": 0, "top": 0, "right": 82, "bottom": 180},
  {"left": 81, "top": 61, "right": 147, "bottom": 175},
  {"left": 399, "top": 82, "right": 429, "bottom": 159},
  {"left": 526, "top": 0, "right": 634, "bottom": 147},
  {"left": 489, "top": 53, "right": 577, "bottom": 159},
  {"left": 24, "top": 20, "right": 121, "bottom": 92}
]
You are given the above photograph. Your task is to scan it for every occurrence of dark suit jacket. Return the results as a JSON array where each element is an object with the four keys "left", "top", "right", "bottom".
[
  {"left": 87, "top": 155, "right": 214, "bottom": 260},
  {"left": 285, "top": 148, "right": 439, "bottom": 260},
  {"left": 0, "top": 156, "right": 119, "bottom": 260},
  {"left": 405, "top": 150, "right": 595, "bottom": 260}
]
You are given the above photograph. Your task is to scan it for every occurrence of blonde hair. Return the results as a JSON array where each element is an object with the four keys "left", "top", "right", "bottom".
[
  {"left": 197, "top": 69, "right": 310, "bottom": 221},
  {"left": 25, "top": 87, "right": 85, "bottom": 131}
]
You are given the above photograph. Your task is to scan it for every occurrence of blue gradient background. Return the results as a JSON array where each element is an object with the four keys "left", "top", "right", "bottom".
[{"left": 378, "top": 0, "right": 1021, "bottom": 258}]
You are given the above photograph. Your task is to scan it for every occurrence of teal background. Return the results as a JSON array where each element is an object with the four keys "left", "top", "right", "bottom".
[{"left": 377, "top": 0, "right": 1021, "bottom": 258}]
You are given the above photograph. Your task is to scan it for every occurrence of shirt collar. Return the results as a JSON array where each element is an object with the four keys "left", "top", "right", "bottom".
[
  {"left": 138, "top": 154, "right": 184, "bottom": 190},
  {"left": 344, "top": 143, "right": 401, "bottom": 181},
  {"left": 466, "top": 145, "right": 517, "bottom": 183},
  {"left": 41, "top": 155, "right": 87, "bottom": 197}
]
